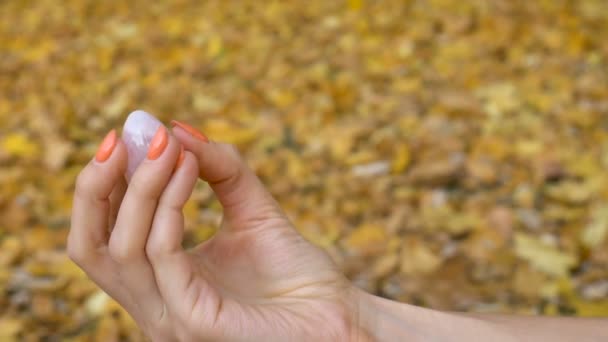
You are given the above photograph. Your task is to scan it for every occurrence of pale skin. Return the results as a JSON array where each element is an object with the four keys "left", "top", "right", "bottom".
[{"left": 69, "top": 124, "right": 608, "bottom": 341}]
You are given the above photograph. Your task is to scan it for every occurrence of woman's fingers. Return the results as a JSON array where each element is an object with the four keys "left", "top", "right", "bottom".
[
  {"left": 69, "top": 131, "right": 134, "bottom": 305},
  {"left": 107, "top": 126, "right": 182, "bottom": 320},
  {"left": 146, "top": 152, "right": 220, "bottom": 321},
  {"left": 71, "top": 124, "right": 223, "bottom": 331},
  {"left": 69, "top": 130, "right": 126, "bottom": 265},
  {"left": 108, "top": 177, "right": 127, "bottom": 230},
  {"left": 172, "top": 122, "right": 284, "bottom": 230},
  {"left": 147, "top": 150, "right": 195, "bottom": 257},
  {"left": 109, "top": 126, "right": 179, "bottom": 261}
]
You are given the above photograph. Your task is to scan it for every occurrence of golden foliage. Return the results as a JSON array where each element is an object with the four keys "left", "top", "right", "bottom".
[{"left": 1, "top": 0, "right": 608, "bottom": 339}]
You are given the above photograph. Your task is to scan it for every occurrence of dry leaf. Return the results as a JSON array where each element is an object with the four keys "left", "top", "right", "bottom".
[{"left": 514, "top": 233, "right": 577, "bottom": 277}]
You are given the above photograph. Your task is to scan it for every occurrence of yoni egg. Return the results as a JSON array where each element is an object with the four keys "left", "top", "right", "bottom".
[{"left": 121, "top": 110, "right": 163, "bottom": 181}]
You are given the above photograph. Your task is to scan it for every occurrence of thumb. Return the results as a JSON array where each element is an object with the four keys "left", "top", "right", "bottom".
[{"left": 171, "top": 121, "right": 284, "bottom": 229}]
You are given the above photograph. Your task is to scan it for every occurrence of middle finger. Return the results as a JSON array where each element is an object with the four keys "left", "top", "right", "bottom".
[{"left": 109, "top": 126, "right": 181, "bottom": 320}]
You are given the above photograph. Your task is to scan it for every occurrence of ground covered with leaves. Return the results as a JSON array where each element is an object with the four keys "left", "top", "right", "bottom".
[{"left": 1, "top": 0, "right": 608, "bottom": 340}]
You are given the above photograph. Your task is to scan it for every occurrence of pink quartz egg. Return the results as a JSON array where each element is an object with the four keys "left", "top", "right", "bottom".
[{"left": 121, "top": 110, "right": 163, "bottom": 181}]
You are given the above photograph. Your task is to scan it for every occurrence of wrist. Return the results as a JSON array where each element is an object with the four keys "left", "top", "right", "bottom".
[
  {"left": 348, "top": 287, "right": 375, "bottom": 342},
  {"left": 351, "top": 287, "right": 494, "bottom": 342},
  {"left": 351, "top": 288, "right": 432, "bottom": 342}
]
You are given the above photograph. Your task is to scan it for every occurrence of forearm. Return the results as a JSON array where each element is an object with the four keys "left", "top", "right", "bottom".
[
  {"left": 354, "top": 289, "right": 607, "bottom": 342},
  {"left": 353, "top": 289, "right": 502, "bottom": 341},
  {"left": 460, "top": 313, "right": 607, "bottom": 342}
]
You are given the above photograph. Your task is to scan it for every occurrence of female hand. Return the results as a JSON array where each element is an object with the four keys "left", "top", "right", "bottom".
[{"left": 68, "top": 121, "right": 358, "bottom": 341}]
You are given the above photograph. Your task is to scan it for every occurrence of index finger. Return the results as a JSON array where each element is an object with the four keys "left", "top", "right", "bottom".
[{"left": 69, "top": 130, "right": 128, "bottom": 264}]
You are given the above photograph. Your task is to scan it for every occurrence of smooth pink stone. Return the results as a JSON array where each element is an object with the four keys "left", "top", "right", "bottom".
[{"left": 122, "top": 110, "right": 163, "bottom": 181}]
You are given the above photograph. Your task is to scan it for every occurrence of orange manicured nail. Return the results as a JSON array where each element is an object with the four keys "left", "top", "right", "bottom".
[
  {"left": 95, "top": 129, "right": 117, "bottom": 162},
  {"left": 147, "top": 126, "right": 169, "bottom": 160},
  {"left": 175, "top": 145, "right": 185, "bottom": 170},
  {"left": 171, "top": 120, "right": 208, "bottom": 143}
]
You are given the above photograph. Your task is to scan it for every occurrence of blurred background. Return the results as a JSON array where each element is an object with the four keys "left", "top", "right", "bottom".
[{"left": 1, "top": 0, "right": 608, "bottom": 340}]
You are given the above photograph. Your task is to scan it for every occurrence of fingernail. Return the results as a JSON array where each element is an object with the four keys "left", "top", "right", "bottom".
[
  {"left": 95, "top": 129, "right": 117, "bottom": 162},
  {"left": 171, "top": 120, "right": 209, "bottom": 143},
  {"left": 147, "top": 126, "right": 169, "bottom": 160},
  {"left": 175, "top": 145, "right": 185, "bottom": 170}
]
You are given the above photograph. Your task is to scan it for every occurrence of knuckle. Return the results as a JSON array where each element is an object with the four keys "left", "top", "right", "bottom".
[
  {"left": 225, "top": 143, "right": 241, "bottom": 159},
  {"left": 74, "top": 168, "right": 95, "bottom": 197},
  {"left": 129, "top": 175, "right": 162, "bottom": 202},
  {"left": 145, "top": 239, "right": 160, "bottom": 261},
  {"left": 66, "top": 244, "right": 81, "bottom": 263},
  {"left": 108, "top": 241, "right": 136, "bottom": 264},
  {"left": 145, "top": 233, "right": 176, "bottom": 262},
  {"left": 222, "top": 144, "right": 245, "bottom": 176},
  {"left": 67, "top": 238, "right": 90, "bottom": 265},
  {"left": 228, "top": 165, "right": 244, "bottom": 189},
  {"left": 158, "top": 198, "right": 183, "bottom": 214}
]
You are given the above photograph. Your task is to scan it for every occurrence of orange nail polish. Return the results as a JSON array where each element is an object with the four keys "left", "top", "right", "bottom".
[
  {"left": 95, "top": 129, "right": 117, "bottom": 162},
  {"left": 175, "top": 145, "right": 185, "bottom": 170},
  {"left": 147, "top": 126, "right": 169, "bottom": 160},
  {"left": 170, "top": 120, "right": 209, "bottom": 143}
]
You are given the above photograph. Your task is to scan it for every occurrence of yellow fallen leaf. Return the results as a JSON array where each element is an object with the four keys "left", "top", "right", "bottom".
[
  {"left": 1, "top": 133, "right": 40, "bottom": 159},
  {"left": 268, "top": 88, "right": 296, "bottom": 109},
  {"left": 96, "top": 316, "right": 121, "bottom": 342},
  {"left": 0, "top": 318, "right": 22, "bottom": 340},
  {"left": 348, "top": 0, "right": 363, "bottom": 11},
  {"left": 400, "top": 237, "right": 443, "bottom": 275},
  {"left": 391, "top": 143, "right": 411, "bottom": 173},
  {"left": 86, "top": 290, "right": 110, "bottom": 316},
  {"left": 203, "top": 119, "right": 258, "bottom": 146},
  {"left": 514, "top": 233, "right": 577, "bottom": 277},
  {"left": 572, "top": 298, "right": 608, "bottom": 317},
  {"left": 31, "top": 293, "right": 56, "bottom": 320},
  {"left": 581, "top": 204, "right": 608, "bottom": 249},
  {"left": 0, "top": 236, "right": 22, "bottom": 266},
  {"left": 43, "top": 136, "right": 74, "bottom": 171},
  {"left": 207, "top": 36, "right": 223, "bottom": 58},
  {"left": 193, "top": 93, "right": 223, "bottom": 113},
  {"left": 192, "top": 225, "right": 217, "bottom": 244},
  {"left": 343, "top": 223, "right": 388, "bottom": 257},
  {"left": 373, "top": 253, "right": 398, "bottom": 278}
]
